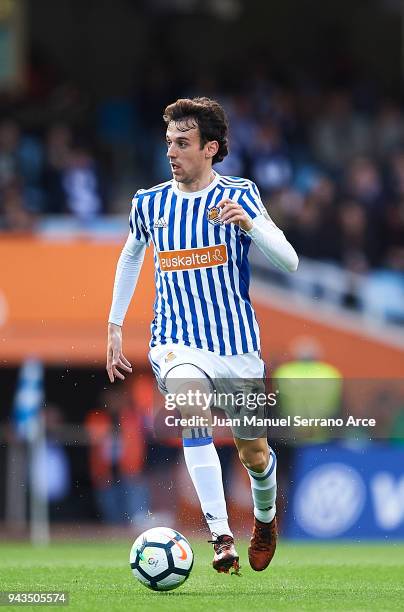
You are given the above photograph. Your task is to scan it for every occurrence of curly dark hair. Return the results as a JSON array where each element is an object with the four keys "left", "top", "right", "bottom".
[{"left": 163, "top": 97, "right": 229, "bottom": 164}]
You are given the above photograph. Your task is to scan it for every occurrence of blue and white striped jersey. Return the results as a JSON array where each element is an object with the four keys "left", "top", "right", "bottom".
[{"left": 129, "top": 172, "right": 267, "bottom": 356}]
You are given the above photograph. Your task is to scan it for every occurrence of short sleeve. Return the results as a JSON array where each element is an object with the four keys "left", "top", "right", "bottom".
[
  {"left": 129, "top": 193, "right": 150, "bottom": 246},
  {"left": 239, "top": 181, "right": 268, "bottom": 220}
]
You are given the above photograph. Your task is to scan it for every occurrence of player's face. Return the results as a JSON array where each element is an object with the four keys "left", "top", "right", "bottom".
[{"left": 166, "top": 121, "right": 215, "bottom": 184}]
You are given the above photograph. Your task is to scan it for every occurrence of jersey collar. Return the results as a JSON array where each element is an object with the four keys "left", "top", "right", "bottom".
[{"left": 172, "top": 171, "right": 221, "bottom": 198}]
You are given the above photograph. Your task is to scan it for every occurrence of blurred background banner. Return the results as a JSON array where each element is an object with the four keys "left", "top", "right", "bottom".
[
  {"left": 286, "top": 445, "right": 404, "bottom": 539},
  {"left": 0, "top": 0, "right": 404, "bottom": 541}
]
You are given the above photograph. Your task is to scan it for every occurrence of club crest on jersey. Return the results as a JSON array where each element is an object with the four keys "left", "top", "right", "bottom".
[
  {"left": 154, "top": 217, "right": 168, "bottom": 228},
  {"left": 207, "top": 206, "right": 223, "bottom": 226}
]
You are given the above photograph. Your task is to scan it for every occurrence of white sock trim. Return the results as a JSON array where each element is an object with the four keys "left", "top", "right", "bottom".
[{"left": 254, "top": 506, "right": 276, "bottom": 523}]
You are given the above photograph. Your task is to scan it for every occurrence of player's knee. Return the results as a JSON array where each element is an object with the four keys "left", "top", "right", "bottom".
[{"left": 238, "top": 445, "right": 269, "bottom": 472}]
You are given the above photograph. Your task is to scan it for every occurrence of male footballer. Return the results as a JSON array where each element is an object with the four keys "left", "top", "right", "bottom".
[{"left": 107, "top": 97, "right": 298, "bottom": 574}]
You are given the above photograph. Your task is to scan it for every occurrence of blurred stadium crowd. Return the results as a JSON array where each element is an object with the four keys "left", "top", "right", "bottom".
[
  {"left": 1, "top": 69, "right": 404, "bottom": 320},
  {"left": 2, "top": 74, "right": 404, "bottom": 270}
]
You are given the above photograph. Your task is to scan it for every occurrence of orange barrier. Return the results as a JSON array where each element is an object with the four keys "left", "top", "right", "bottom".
[
  {"left": 0, "top": 237, "right": 153, "bottom": 364},
  {"left": 255, "top": 300, "right": 404, "bottom": 378},
  {"left": 1, "top": 237, "right": 403, "bottom": 375}
]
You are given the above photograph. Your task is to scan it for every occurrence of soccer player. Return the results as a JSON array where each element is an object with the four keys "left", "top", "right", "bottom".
[{"left": 106, "top": 97, "right": 298, "bottom": 574}]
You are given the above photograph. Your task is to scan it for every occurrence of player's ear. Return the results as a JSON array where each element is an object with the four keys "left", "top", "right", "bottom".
[{"left": 205, "top": 140, "right": 219, "bottom": 159}]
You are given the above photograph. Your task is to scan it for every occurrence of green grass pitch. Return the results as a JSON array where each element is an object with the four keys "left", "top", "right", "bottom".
[{"left": 0, "top": 540, "right": 403, "bottom": 611}]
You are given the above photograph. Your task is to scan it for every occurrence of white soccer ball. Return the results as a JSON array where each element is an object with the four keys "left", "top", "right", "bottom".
[{"left": 129, "top": 527, "right": 194, "bottom": 591}]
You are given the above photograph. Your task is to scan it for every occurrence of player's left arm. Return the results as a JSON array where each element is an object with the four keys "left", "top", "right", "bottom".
[{"left": 218, "top": 183, "right": 299, "bottom": 273}]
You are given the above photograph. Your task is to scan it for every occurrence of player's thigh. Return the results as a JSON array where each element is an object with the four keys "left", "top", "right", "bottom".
[
  {"left": 215, "top": 352, "right": 267, "bottom": 440},
  {"left": 149, "top": 345, "right": 215, "bottom": 415}
]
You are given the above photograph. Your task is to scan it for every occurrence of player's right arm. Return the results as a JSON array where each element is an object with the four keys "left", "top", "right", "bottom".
[{"left": 106, "top": 195, "right": 149, "bottom": 382}]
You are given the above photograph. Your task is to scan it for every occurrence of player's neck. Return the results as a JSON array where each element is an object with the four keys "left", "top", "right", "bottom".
[{"left": 176, "top": 169, "right": 216, "bottom": 193}]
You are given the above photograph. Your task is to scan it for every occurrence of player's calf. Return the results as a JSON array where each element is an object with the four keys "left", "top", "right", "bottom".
[{"left": 236, "top": 440, "right": 278, "bottom": 571}]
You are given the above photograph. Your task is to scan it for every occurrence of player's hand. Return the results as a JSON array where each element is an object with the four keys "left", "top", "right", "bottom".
[
  {"left": 218, "top": 199, "right": 253, "bottom": 232},
  {"left": 106, "top": 323, "right": 132, "bottom": 383}
]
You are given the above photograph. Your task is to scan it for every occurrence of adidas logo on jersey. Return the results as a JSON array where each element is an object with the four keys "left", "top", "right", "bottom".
[{"left": 154, "top": 217, "right": 168, "bottom": 228}]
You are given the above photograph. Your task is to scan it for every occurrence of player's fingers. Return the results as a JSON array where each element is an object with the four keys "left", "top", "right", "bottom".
[
  {"left": 220, "top": 210, "right": 243, "bottom": 221},
  {"left": 224, "top": 218, "right": 240, "bottom": 225},
  {"left": 220, "top": 203, "right": 241, "bottom": 217},
  {"left": 224, "top": 213, "right": 245, "bottom": 225},
  {"left": 221, "top": 209, "right": 244, "bottom": 222},
  {"left": 220, "top": 201, "right": 239, "bottom": 209},
  {"left": 120, "top": 354, "right": 132, "bottom": 368},
  {"left": 117, "top": 359, "right": 132, "bottom": 373},
  {"left": 106, "top": 364, "right": 115, "bottom": 383},
  {"left": 217, "top": 198, "right": 233, "bottom": 208},
  {"left": 112, "top": 366, "right": 125, "bottom": 380},
  {"left": 106, "top": 350, "right": 115, "bottom": 382}
]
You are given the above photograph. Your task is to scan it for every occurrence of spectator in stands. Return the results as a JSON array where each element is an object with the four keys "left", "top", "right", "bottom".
[
  {"left": 85, "top": 388, "right": 149, "bottom": 525},
  {"left": 289, "top": 175, "right": 339, "bottom": 261},
  {"left": 62, "top": 146, "right": 105, "bottom": 223},
  {"left": 0, "top": 180, "right": 35, "bottom": 232},
  {"left": 384, "top": 199, "right": 404, "bottom": 271},
  {"left": 226, "top": 94, "right": 258, "bottom": 155},
  {"left": 250, "top": 121, "right": 292, "bottom": 195},
  {"left": 373, "top": 100, "right": 404, "bottom": 160},
  {"left": 42, "top": 123, "right": 72, "bottom": 214},
  {"left": 387, "top": 150, "right": 404, "bottom": 200},
  {"left": 310, "top": 90, "right": 371, "bottom": 172},
  {"left": 344, "top": 156, "right": 384, "bottom": 213},
  {"left": 0, "top": 118, "right": 44, "bottom": 214},
  {"left": 337, "top": 200, "right": 370, "bottom": 272}
]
